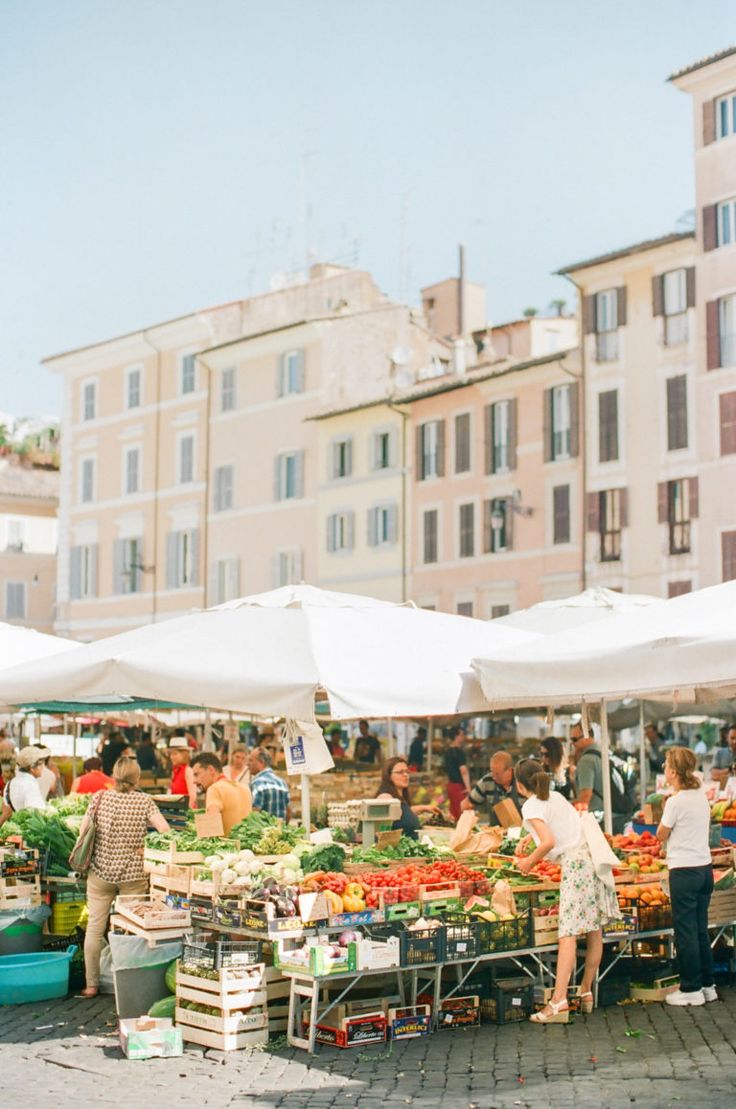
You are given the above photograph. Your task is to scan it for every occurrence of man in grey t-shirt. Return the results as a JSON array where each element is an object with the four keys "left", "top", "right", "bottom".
[
  {"left": 570, "top": 723, "right": 630, "bottom": 835},
  {"left": 712, "top": 726, "right": 736, "bottom": 785}
]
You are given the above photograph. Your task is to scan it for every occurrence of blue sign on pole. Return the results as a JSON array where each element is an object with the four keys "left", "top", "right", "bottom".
[{"left": 289, "top": 733, "right": 306, "bottom": 767}]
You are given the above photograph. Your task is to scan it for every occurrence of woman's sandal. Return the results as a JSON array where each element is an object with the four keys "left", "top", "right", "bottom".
[
  {"left": 579, "top": 991, "right": 594, "bottom": 1014},
  {"left": 79, "top": 987, "right": 99, "bottom": 998},
  {"left": 529, "top": 998, "right": 569, "bottom": 1023}
]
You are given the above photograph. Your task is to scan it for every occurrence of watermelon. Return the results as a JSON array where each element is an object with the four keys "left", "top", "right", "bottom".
[
  {"left": 148, "top": 994, "right": 176, "bottom": 1019},
  {"left": 164, "top": 958, "right": 179, "bottom": 994}
]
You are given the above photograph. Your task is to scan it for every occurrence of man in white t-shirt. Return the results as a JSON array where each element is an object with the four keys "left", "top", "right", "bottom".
[{"left": 0, "top": 746, "right": 49, "bottom": 825}]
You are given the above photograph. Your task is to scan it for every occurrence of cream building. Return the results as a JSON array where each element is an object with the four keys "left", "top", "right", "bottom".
[
  {"left": 559, "top": 232, "right": 699, "bottom": 597},
  {"left": 671, "top": 47, "right": 736, "bottom": 585},
  {"left": 0, "top": 460, "right": 58, "bottom": 632}
]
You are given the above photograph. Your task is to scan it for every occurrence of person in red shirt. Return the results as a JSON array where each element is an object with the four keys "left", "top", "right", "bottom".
[
  {"left": 71, "top": 758, "right": 113, "bottom": 794},
  {"left": 169, "top": 736, "right": 197, "bottom": 807}
]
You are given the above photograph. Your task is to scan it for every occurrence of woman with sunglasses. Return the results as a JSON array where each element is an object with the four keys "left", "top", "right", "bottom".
[
  {"left": 376, "top": 757, "right": 441, "bottom": 840},
  {"left": 539, "top": 736, "right": 575, "bottom": 801}
]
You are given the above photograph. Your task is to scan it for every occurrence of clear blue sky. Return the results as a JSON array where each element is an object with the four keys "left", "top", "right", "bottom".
[{"left": 1, "top": 0, "right": 732, "bottom": 416}]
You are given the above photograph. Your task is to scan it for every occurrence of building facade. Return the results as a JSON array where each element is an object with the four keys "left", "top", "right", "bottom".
[{"left": 0, "top": 460, "right": 58, "bottom": 632}]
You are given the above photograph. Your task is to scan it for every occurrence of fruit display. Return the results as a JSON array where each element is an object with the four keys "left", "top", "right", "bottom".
[
  {"left": 532, "top": 860, "right": 562, "bottom": 883},
  {"left": 711, "top": 800, "right": 736, "bottom": 824},
  {"left": 614, "top": 854, "right": 667, "bottom": 876},
  {"left": 611, "top": 831, "right": 662, "bottom": 858}
]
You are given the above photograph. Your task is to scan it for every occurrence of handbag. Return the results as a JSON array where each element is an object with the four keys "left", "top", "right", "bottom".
[{"left": 68, "top": 792, "right": 103, "bottom": 875}]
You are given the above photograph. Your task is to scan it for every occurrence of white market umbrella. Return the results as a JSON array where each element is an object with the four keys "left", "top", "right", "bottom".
[
  {"left": 493, "top": 587, "right": 662, "bottom": 636},
  {"left": 0, "top": 621, "right": 79, "bottom": 669}
]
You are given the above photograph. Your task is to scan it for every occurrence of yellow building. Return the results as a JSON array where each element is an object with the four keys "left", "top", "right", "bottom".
[{"left": 0, "top": 460, "right": 58, "bottom": 632}]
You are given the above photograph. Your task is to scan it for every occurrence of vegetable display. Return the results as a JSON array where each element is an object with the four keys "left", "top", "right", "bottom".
[
  {"left": 300, "top": 844, "right": 346, "bottom": 875},
  {"left": 144, "top": 830, "right": 240, "bottom": 855},
  {"left": 229, "top": 812, "right": 304, "bottom": 854},
  {"left": 350, "top": 837, "right": 443, "bottom": 865},
  {"left": 0, "top": 807, "right": 79, "bottom": 875}
]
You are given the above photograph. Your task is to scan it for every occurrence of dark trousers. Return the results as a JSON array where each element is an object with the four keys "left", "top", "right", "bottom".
[{"left": 669, "top": 865, "right": 714, "bottom": 993}]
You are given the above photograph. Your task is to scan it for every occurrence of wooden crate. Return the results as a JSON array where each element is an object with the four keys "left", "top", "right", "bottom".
[
  {"left": 115, "top": 895, "right": 190, "bottom": 931},
  {"left": 175, "top": 1020, "right": 268, "bottom": 1052},
  {"left": 708, "top": 888, "right": 736, "bottom": 927},
  {"left": 176, "top": 967, "right": 267, "bottom": 1011},
  {"left": 0, "top": 874, "right": 41, "bottom": 908},
  {"left": 175, "top": 1005, "right": 268, "bottom": 1035}
]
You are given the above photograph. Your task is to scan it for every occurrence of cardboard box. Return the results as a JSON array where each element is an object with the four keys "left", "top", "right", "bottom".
[
  {"left": 437, "top": 995, "right": 480, "bottom": 1029},
  {"left": 306, "top": 1012, "right": 387, "bottom": 1048},
  {"left": 493, "top": 798, "right": 523, "bottom": 828},
  {"left": 388, "top": 1005, "right": 431, "bottom": 1039},
  {"left": 119, "top": 1018, "right": 183, "bottom": 1060}
]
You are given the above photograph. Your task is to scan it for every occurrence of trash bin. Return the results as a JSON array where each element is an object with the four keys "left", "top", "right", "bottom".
[
  {"left": 108, "top": 933, "right": 183, "bottom": 1019},
  {"left": 0, "top": 905, "right": 51, "bottom": 955}
]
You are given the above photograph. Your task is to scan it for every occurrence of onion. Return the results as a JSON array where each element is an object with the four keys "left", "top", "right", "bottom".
[{"left": 338, "top": 930, "right": 360, "bottom": 945}]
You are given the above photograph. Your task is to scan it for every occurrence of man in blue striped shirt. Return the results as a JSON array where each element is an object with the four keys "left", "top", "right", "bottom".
[{"left": 248, "top": 748, "right": 291, "bottom": 820}]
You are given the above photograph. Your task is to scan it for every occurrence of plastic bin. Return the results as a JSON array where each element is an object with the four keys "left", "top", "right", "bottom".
[
  {"left": 50, "top": 900, "right": 87, "bottom": 934},
  {"left": 481, "top": 978, "right": 534, "bottom": 1024},
  {"left": 0, "top": 945, "right": 77, "bottom": 1005}
]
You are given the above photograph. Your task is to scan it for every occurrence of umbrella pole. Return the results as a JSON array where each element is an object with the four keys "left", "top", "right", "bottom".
[
  {"left": 427, "top": 720, "right": 432, "bottom": 773},
  {"left": 301, "top": 773, "right": 311, "bottom": 834},
  {"left": 639, "top": 700, "right": 647, "bottom": 806},
  {"left": 600, "top": 699, "right": 613, "bottom": 836},
  {"left": 203, "top": 709, "right": 213, "bottom": 753}
]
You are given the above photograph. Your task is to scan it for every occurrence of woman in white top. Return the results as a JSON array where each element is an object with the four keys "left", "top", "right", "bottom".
[
  {"left": 0, "top": 746, "right": 48, "bottom": 825},
  {"left": 515, "top": 758, "right": 619, "bottom": 1023},
  {"left": 656, "top": 746, "right": 715, "bottom": 1007},
  {"left": 222, "top": 745, "right": 250, "bottom": 788}
]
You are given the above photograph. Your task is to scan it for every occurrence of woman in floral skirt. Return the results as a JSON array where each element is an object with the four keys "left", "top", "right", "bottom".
[{"left": 515, "top": 758, "right": 620, "bottom": 1022}]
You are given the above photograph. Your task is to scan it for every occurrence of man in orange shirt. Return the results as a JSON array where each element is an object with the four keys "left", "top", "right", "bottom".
[{"left": 191, "top": 753, "right": 251, "bottom": 835}]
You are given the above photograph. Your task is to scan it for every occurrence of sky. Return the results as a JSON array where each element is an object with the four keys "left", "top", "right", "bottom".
[{"left": 1, "top": 0, "right": 733, "bottom": 416}]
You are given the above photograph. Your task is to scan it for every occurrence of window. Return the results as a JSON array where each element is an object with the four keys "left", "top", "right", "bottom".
[
  {"left": 666, "top": 376, "right": 688, "bottom": 451},
  {"left": 721, "top": 392, "right": 736, "bottom": 455},
  {"left": 213, "top": 464, "right": 234, "bottom": 512},
  {"left": 595, "top": 289, "right": 619, "bottom": 361},
  {"left": 181, "top": 354, "right": 196, "bottom": 395},
  {"left": 717, "top": 198, "right": 736, "bottom": 247},
  {"left": 717, "top": 92, "right": 736, "bottom": 140},
  {"left": 719, "top": 295, "right": 736, "bottom": 367},
  {"left": 551, "top": 384, "right": 571, "bottom": 460},
  {"left": 6, "top": 519, "right": 24, "bottom": 552},
  {"left": 483, "top": 497, "right": 511, "bottom": 554},
  {"left": 124, "top": 447, "right": 140, "bottom": 495},
  {"left": 367, "top": 504, "right": 398, "bottom": 546},
  {"left": 326, "top": 512, "right": 354, "bottom": 553},
  {"left": 70, "top": 544, "right": 97, "bottom": 600},
  {"left": 458, "top": 503, "right": 475, "bottom": 558},
  {"left": 221, "top": 368, "right": 236, "bottom": 413},
  {"left": 80, "top": 458, "right": 95, "bottom": 503},
  {"left": 5, "top": 582, "right": 25, "bottom": 620},
  {"left": 126, "top": 367, "right": 142, "bottom": 409},
  {"left": 598, "top": 390, "right": 619, "bottom": 463},
  {"left": 722, "top": 531, "right": 736, "bottom": 582},
  {"left": 668, "top": 581, "right": 692, "bottom": 598},
  {"left": 179, "top": 435, "right": 194, "bottom": 484},
  {"left": 663, "top": 270, "right": 688, "bottom": 346},
  {"left": 423, "top": 510, "right": 438, "bottom": 564},
  {"left": 82, "top": 381, "right": 96, "bottom": 421},
  {"left": 214, "top": 557, "right": 240, "bottom": 603},
  {"left": 115, "top": 536, "right": 143, "bottom": 594},
  {"left": 599, "top": 490, "right": 622, "bottom": 562},
  {"left": 373, "top": 430, "right": 393, "bottom": 470},
  {"left": 275, "top": 451, "right": 304, "bottom": 500},
  {"left": 491, "top": 604, "right": 510, "bottom": 619},
  {"left": 668, "top": 480, "right": 691, "bottom": 554},
  {"left": 454, "top": 413, "right": 471, "bottom": 473},
  {"left": 417, "top": 420, "right": 445, "bottom": 480},
  {"left": 166, "top": 529, "right": 198, "bottom": 588},
  {"left": 274, "top": 548, "right": 302, "bottom": 587},
  {"left": 553, "top": 484, "right": 570, "bottom": 545},
  {"left": 277, "top": 350, "right": 305, "bottom": 397},
  {"left": 491, "top": 401, "right": 510, "bottom": 472},
  {"left": 456, "top": 601, "right": 474, "bottom": 617},
  {"left": 331, "top": 438, "right": 353, "bottom": 479}
]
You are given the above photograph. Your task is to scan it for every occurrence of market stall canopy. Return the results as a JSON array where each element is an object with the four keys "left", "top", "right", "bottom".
[
  {"left": 472, "top": 580, "right": 736, "bottom": 708},
  {"left": 0, "top": 585, "right": 537, "bottom": 722},
  {"left": 0, "top": 622, "right": 79, "bottom": 669},
  {"left": 492, "top": 587, "right": 662, "bottom": 636}
]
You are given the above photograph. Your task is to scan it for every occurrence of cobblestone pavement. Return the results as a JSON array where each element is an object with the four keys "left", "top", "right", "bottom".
[{"left": 2, "top": 988, "right": 736, "bottom": 1108}]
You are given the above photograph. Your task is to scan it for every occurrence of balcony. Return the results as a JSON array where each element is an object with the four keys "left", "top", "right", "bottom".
[{"left": 595, "top": 331, "right": 619, "bottom": 363}]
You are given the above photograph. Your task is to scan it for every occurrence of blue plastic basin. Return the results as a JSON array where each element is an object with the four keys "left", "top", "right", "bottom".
[{"left": 0, "top": 944, "right": 77, "bottom": 1005}]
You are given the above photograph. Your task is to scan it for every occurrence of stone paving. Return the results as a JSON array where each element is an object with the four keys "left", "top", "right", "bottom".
[{"left": 2, "top": 988, "right": 736, "bottom": 1107}]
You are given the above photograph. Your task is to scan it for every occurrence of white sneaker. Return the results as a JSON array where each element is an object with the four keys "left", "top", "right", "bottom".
[
  {"left": 665, "top": 989, "right": 705, "bottom": 1007},
  {"left": 703, "top": 986, "right": 718, "bottom": 1002}
]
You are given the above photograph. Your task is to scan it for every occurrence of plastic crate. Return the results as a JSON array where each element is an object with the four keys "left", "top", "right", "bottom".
[
  {"left": 49, "top": 900, "right": 87, "bottom": 934},
  {"left": 480, "top": 978, "right": 534, "bottom": 1024},
  {"left": 476, "top": 909, "right": 533, "bottom": 955},
  {"left": 598, "top": 976, "right": 631, "bottom": 1007},
  {"left": 53, "top": 883, "right": 87, "bottom": 903},
  {"left": 636, "top": 904, "right": 672, "bottom": 931},
  {"left": 443, "top": 920, "right": 481, "bottom": 963},
  {"left": 181, "top": 938, "right": 262, "bottom": 971},
  {"left": 369, "top": 923, "right": 444, "bottom": 966}
]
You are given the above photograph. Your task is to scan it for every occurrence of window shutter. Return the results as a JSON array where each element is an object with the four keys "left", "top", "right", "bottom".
[
  {"left": 367, "top": 507, "right": 377, "bottom": 547},
  {"left": 345, "top": 439, "right": 353, "bottom": 478},
  {"left": 388, "top": 429, "right": 399, "bottom": 469},
  {"left": 657, "top": 482, "right": 669, "bottom": 524},
  {"left": 652, "top": 274, "right": 664, "bottom": 317},
  {"left": 436, "top": 420, "right": 446, "bottom": 477},
  {"left": 276, "top": 354, "right": 285, "bottom": 397},
  {"left": 569, "top": 381, "right": 580, "bottom": 458},
  {"left": 619, "top": 488, "right": 629, "bottom": 529},
  {"left": 666, "top": 376, "right": 688, "bottom": 451},
  {"left": 347, "top": 512, "right": 355, "bottom": 552},
  {"left": 296, "top": 349, "right": 305, "bottom": 393},
  {"left": 209, "top": 560, "right": 220, "bottom": 605},
  {"left": 295, "top": 450, "right": 305, "bottom": 497},
  {"left": 113, "top": 539, "right": 125, "bottom": 594},
  {"left": 189, "top": 529, "right": 200, "bottom": 586},
  {"left": 505, "top": 499, "right": 514, "bottom": 551},
  {"left": 706, "top": 300, "right": 721, "bottom": 369},
  {"left": 415, "top": 426, "right": 424, "bottom": 481},
  {"left": 327, "top": 516, "right": 336, "bottom": 553},
  {"left": 454, "top": 413, "right": 469, "bottom": 473},
  {"left": 507, "top": 398, "right": 518, "bottom": 470},
  {"left": 720, "top": 391, "right": 736, "bottom": 454},
  {"left": 542, "top": 389, "right": 552, "bottom": 463},
  {"left": 689, "top": 477, "right": 699, "bottom": 519},
  {"left": 482, "top": 500, "right": 492, "bottom": 554},
  {"left": 274, "top": 455, "right": 282, "bottom": 500},
  {"left": 598, "top": 390, "right": 618, "bottom": 463},
  {"left": 586, "top": 492, "right": 600, "bottom": 532},
  {"left": 387, "top": 504, "right": 399, "bottom": 544},
  {"left": 616, "top": 286, "right": 627, "bottom": 327},
  {"left": 685, "top": 266, "right": 696, "bottom": 309},
  {"left": 703, "top": 98, "right": 716, "bottom": 145},
  {"left": 69, "top": 546, "right": 82, "bottom": 601},
  {"left": 703, "top": 205, "right": 717, "bottom": 252},
  {"left": 89, "top": 544, "right": 98, "bottom": 598},
  {"left": 484, "top": 405, "right": 493, "bottom": 474},
  {"left": 583, "top": 296, "right": 597, "bottom": 334},
  {"left": 166, "top": 532, "right": 178, "bottom": 588}
]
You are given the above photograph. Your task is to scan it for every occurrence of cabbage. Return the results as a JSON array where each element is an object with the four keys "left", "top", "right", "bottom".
[
  {"left": 239, "top": 849, "right": 255, "bottom": 861},
  {"left": 279, "top": 854, "right": 300, "bottom": 871},
  {"left": 221, "top": 867, "right": 237, "bottom": 885}
]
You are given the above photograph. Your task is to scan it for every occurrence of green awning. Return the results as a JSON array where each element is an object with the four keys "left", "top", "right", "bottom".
[{"left": 19, "top": 699, "right": 198, "bottom": 715}]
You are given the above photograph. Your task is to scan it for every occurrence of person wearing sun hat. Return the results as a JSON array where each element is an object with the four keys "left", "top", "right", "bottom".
[
  {"left": 168, "top": 734, "right": 197, "bottom": 808},
  {"left": 0, "top": 745, "right": 49, "bottom": 825}
]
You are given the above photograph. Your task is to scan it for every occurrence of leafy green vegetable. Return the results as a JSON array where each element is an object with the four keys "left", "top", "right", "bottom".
[
  {"left": 144, "top": 830, "right": 238, "bottom": 853},
  {"left": 0, "top": 808, "right": 78, "bottom": 873},
  {"left": 229, "top": 812, "right": 304, "bottom": 854},
  {"left": 301, "top": 844, "right": 346, "bottom": 874},
  {"left": 350, "top": 836, "right": 441, "bottom": 864}
]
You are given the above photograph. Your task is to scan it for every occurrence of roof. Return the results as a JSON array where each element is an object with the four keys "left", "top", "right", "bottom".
[
  {"left": 556, "top": 231, "right": 695, "bottom": 275},
  {"left": 311, "top": 348, "right": 578, "bottom": 421},
  {"left": 0, "top": 462, "right": 59, "bottom": 501},
  {"left": 668, "top": 45, "right": 736, "bottom": 82}
]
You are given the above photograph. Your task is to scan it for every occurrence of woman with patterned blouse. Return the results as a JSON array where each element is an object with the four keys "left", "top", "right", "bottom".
[{"left": 80, "top": 757, "right": 169, "bottom": 997}]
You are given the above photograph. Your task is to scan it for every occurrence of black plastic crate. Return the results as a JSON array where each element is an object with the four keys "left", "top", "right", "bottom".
[
  {"left": 480, "top": 978, "right": 534, "bottom": 1024},
  {"left": 368, "top": 922, "right": 444, "bottom": 966},
  {"left": 598, "top": 975, "right": 630, "bottom": 1007},
  {"left": 181, "top": 938, "right": 262, "bottom": 970},
  {"left": 188, "top": 895, "right": 214, "bottom": 924},
  {"left": 476, "top": 909, "right": 533, "bottom": 955},
  {"left": 443, "top": 920, "right": 481, "bottom": 963},
  {"left": 637, "top": 904, "right": 672, "bottom": 931}
]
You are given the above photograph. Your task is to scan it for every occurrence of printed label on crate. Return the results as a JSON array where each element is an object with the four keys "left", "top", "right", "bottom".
[
  {"left": 330, "top": 909, "right": 385, "bottom": 927},
  {"left": 603, "top": 913, "right": 638, "bottom": 937},
  {"left": 438, "top": 1004, "right": 480, "bottom": 1028},
  {"left": 390, "top": 1014, "right": 431, "bottom": 1038},
  {"left": 307, "top": 1014, "right": 387, "bottom": 1048}
]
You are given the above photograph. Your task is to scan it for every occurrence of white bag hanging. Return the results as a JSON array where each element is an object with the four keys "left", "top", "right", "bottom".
[{"left": 282, "top": 718, "right": 335, "bottom": 776}]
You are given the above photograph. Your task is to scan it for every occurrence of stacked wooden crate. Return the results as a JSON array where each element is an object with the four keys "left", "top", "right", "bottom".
[
  {"left": 175, "top": 942, "right": 269, "bottom": 1051},
  {"left": 0, "top": 845, "right": 41, "bottom": 910}
]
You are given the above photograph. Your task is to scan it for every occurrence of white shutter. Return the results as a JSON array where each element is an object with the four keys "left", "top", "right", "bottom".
[
  {"left": 5, "top": 583, "right": 25, "bottom": 619},
  {"left": 69, "top": 546, "right": 82, "bottom": 600},
  {"left": 389, "top": 429, "right": 399, "bottom": 469},
  {"left": 295, "top": 451, "right": 305, "bottom": 498},
  {"left": 209, "top": 561, "right": 220, "bottom": 605},
  {"left": 274, "top": 455, "right": 282, "bottom": 501},
  {"left": 345, "top": 438, "right": 353, "bottom": 477},
  {"left": 190, "top": 529, "right": 200, "bottom": 586},
  {"left": 387, "top": 504, "right": 399, "bottom": 544},
  {"left": 113, "top": 539, "right": 124, "bottom": 594}
]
